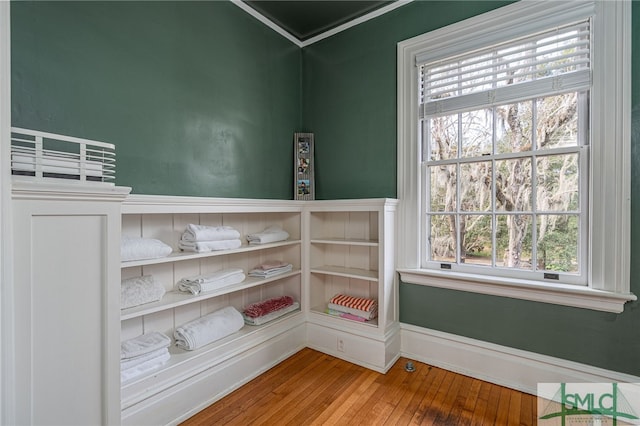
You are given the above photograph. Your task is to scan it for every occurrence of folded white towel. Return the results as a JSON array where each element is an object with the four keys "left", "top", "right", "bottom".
[
  {"left": 178, "top": 270, "right": 246, "bottom": 295},
  {"left": 178, "top": 239, "right": 242, "bottom": 253},
  {"left": 246, "top": 225, "right": 289, "bottom": 245},
  {"left": 121, "top": 331, "right": 171, "bottom": 360},
  {"left": 181, "top": 224, "right": 240, "bottom": 242},
  {"left": 174, "top": 306, "right": 244, "bottom": 351},
  {"left": 243, "top": 302, "right": 300, "bottom": 326},
  {"left": 251, "top": 260, "right": 291, "bottom": 270},
  {"left": 248, "top": 263, "right": 293, "bottom": 278},
  {"left": 120, "top": 349, "right": 170, "bottom": 383},
  {"left": 179, "top": 268, "right": 244, "bottom": 284},
  {"left": 120, "top": 347, "right": 169, "bottom": 371},
  {"left": 121, "top": 236, "right": 172, "bottom": 262},
  {"left": 121, "top": 275, "right": 166, "bottom": 309},
  {"left": 327, "top": 302, "right": 378, "bottom": 320}
]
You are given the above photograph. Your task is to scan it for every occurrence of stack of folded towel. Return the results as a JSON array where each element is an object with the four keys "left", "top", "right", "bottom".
[
  {"left": 121, "top": 236, "right": 172, "bottom": 262},
  {"left": 178, "top": 224, "right": 242, "bottom": 253},
  {"left": 121, "top": 275, "right": 166, "bottom": 309},
  {"left": 242, "top": 295, "right": 299, "bottom": 326},
  {"left": 248, "top": 260, "right": 293, "bottom": 279},
  {"left": 246, "top": 225, "right": 289, "bottom": 245},
  {"left": 177, "top": 268, "right": 246, "bottom": 295},
  {"left": 120, "top": 331, "right": 171, "bottom": 383},
  {"left": 327, "top": 294, "right": 378, "bottom": 322},
  {"left": 174, "top": 306, "right": 244, "bottom": 351}
]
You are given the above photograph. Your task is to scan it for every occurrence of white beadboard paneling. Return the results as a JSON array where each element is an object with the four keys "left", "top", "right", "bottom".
[
  {"left": 121, "top": 318, "right": 144, "bottom": 342},
  {"left": 143, "top": 309, "right": 174, "bottom": 340},
  {"left": 141, "top": 262, "right": 175, "bottom": 293},
  {"left": 141, "top": 213, "right": 173, "bottom": 245},
  {"left": 121, "top": 213, "right": 142, "bottom": 237}
]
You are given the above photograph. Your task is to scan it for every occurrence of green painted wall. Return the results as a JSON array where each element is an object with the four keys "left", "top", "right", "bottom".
[
  {"left": 11, "top": 1, "right": 301, "bottom": 198},
  {"left": 302, "top": 0, "right": 640, "bottom": 376}
]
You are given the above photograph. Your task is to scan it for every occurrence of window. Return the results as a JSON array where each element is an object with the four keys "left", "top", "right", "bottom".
[
  {"left": 423, "top": 21, "right": 589, "bottom": 285},
  {"left": 396, "top": 0, "right": 635, "bottom": 312}
]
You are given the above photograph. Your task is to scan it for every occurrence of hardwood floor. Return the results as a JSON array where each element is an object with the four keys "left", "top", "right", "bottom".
[{"left": 180, "top": 348, "right": 537, "bottom": 425}]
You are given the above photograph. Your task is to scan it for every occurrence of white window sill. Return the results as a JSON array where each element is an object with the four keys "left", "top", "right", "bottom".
[{"left": 397, "top": 268, "right": 636, "bottom": 313}]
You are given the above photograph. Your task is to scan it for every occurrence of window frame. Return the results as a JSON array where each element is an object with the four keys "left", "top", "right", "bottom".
[{"left": 396, "top": 0, "right": 635, "bottom": 313}]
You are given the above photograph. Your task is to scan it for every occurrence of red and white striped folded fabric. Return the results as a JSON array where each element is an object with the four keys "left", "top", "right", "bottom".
[
  {"left": 243, "top": 295, "right": 294, "bottom": 318},
  {"left": 329, "top": 294, "right": 377, "bottom": 313}
]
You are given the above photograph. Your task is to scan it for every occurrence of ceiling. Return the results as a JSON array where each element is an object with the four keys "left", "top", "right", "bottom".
[{"left": 243, "top": 1, "right": 393, "bottom": 42}]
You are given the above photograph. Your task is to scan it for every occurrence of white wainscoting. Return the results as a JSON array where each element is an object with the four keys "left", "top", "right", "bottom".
[{"left": 400, "top": 323, "right": 640, "bottom": 395}]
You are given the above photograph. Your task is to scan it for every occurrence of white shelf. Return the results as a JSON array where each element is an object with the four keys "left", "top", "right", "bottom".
[
  {"left": 310, "top": 265, "right": 378, "bottom": 282},
  {"left": 121, "top": 240, "right": 301, "bottom": 268},
  {"left": 121, "top": 270, "right": 301, "bottom": 320},
  {"left": 309, "top": 306, "right": 379, "bottom": 328},
  {"left": 310, "top": 238, "right": 378, "bottom": 246}
]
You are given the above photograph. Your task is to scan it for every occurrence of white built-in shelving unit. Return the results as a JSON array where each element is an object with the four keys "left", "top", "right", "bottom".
[
  {"left": 119, "top": 196, "right": 398, "bottom": 424},
  {"left": 119, "top": 195, "right": 307, "bottom": 426},
  {"left": 305, "top": 198, "right": 399, "bottom": 372}
]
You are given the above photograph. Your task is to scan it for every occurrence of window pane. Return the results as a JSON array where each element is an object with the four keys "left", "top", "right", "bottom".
[
  {"left": 536, "top": 154, "right": 579, "bottom": 212},
  {"left": 496, "top": 214, "right": 533, "bottom": 270},
  {"left": 430, "top": 165, "right": 457, "bottom": 211},
  {"left": 461, "top": 109, "right": 493, "bottom": 157},
  {"left": 495, "top": 158, "right": 532, "bottom": 211},
  {"left": 496, "top": 101, "right": 533, "bottom": 154},
  {"left": 460, "top": 161, "right": 491, "bottom": 211},
  {"left": 536, "top": 214, "right": 579, "bottom": 273},
  {"left": 429, "top": 214, "right": 456, "bottom": 262},
  {"left": 536, "top": 93, "right": 579, "bottom": 149},
  {"left": 429, "top": 115, "right": 458, "bottom": 160},
  {"left": 461, "top": 215, "right": 492, "bottom": 266}
]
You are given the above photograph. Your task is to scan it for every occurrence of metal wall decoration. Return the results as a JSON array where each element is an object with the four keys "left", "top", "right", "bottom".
[{"left": 294, "top": 132, "right": 314, "bottom": 200}]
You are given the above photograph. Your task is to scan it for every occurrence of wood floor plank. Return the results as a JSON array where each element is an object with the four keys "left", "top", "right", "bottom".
[
  {"left": 351, "top": 360, "right": 409, "bottom": 425},
  {"left": 409, "top": 366, "right": 452, "bottom": 424},
  {"left": 470, "top": 381, "right": 493, "bottom": 426},
  {"left": 507, "top": 390, "right": 522, "bottom": 426},
  {"left": 494, "top": 386, "right": 512, "bottom": 426},
  {"left": 310, "top": 365, "right": 379, "bottom": 425},
  {"left": 382, "top": 363, "right": 437, "bottom": 426},
  {"left": 519, "top": 390, "right": 536, "bottom": 426},
  {"left": 444, "top": 374, "right": 480, "bottom": 425},
  {"left": 180, "top": 348, "right": 538, "bottom": 426}
]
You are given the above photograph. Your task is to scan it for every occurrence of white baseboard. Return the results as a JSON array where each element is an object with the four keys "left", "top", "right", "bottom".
[{"left": 400, "top": 323, "right": 640, "bottom": 395}]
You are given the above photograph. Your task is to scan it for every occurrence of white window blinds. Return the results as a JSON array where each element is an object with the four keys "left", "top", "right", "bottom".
[{"left": 418, "top": 20, "right": 591, "bottom": 119}]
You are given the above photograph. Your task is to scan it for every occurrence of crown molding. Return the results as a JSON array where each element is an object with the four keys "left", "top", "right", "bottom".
[{"left": 231, "top": 0, "right": 414, "bottom": 48}]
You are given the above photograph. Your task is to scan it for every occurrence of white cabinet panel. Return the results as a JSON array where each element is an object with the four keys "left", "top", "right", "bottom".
[{"left": 12, "top": 182, "right": 129, "bottom": 426}]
